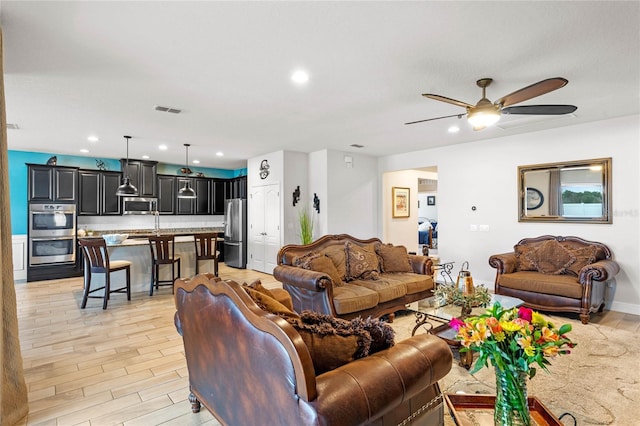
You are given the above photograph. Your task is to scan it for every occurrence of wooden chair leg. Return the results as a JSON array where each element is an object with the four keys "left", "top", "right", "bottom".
[
  {"left": 126, "top": 267, "right": 131, "bottom": 301},
  {"left": 103, "top": 274, "right": 110, "bottom": 310},
  {"left": 149, "top": 264, "right": 156, "bottom": 296},
  {"left": 81, "top": 273, "right": 91, "bottom": 309}
]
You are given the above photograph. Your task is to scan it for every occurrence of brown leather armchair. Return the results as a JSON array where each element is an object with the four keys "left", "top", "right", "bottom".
[
  {"left": 174, "top": 274, "right": 453, "bottom": 426},
  {"left": 489, "top": 235, "right": 620, "bottom": 324}
]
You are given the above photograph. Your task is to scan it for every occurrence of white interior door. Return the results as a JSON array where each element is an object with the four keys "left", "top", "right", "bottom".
[
  {"left": 249, "top": 186, "right": 266, "bottom": 272},
  {"left": 264, "top": 184, "right": 281, "bottom": 274},
  {"left": 249, "top": 183, "right": 280, "bottom": 273}
]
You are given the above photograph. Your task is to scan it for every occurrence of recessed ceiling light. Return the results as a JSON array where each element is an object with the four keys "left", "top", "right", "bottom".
[
  {"left": 291, "top": 69, "right": 309, "bottom": 84},
  {"left": 448, "top": 125, "right": 460, "bottom": 133},
  {"left": 192, "top": 160, "right": 200, "bottom": 164},
  {"left": 216, "top": 152, "right": 224, "bottom": 157},
  {"left": 87, "top": 135, "right": 99, "bottom": 142},
  {"left": 142, "top": 155, "right": 150, "bottom": 159},
  {"left": 159, "top": 144, "right": 168, "bottom": 151},
  {"left": 80, "top": 149, "right": 89, "bottom": 153}
]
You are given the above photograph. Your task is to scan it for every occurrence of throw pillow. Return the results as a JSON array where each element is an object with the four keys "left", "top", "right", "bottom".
[
  {"left": 321, "top": 245, "right": 348, "bottom": 282},
  {"left": 375, "top": 243, "right": 413, "bottom": 273},
  {"left": 299, "top": 254, "right": 344, "bottom": 286},
  {"left": 352, "top": 316, "right": 395, "bottom": 354},
  {"left": 244, "top": 278, "right": 276, "bottom": 298},
  {"left": 243, "top": 286, "right": 299, "bottom": 320},
  {"left": 526, "top": 239, "right": 576, "bottom": 275},
  {"left": 293, "top": 251, "right": 321, "bottom": 267},
  {"left": 287, "top": 311, "right": 373, "bottom": 374},
  {"left": 565, "top": 245, "right": 598, "bottom": 276},
  {"left": 345, "top": 242, "right": 380, "bottom": 281},
  {"left": 514, "top": 244, "right": 538, "bottom": 271}
]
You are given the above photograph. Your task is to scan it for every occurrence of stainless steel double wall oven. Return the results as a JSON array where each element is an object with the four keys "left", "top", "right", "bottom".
[{"left": 28, "top": 203, "right": 77, "bottom": 266}]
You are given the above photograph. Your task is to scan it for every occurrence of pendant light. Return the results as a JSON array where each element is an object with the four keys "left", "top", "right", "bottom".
[
  {"left": 177, "top": 143, "right": 197, "bottom": 199},
  {"left": 116, "top": 135, "right": 138, "bottom": 196}
]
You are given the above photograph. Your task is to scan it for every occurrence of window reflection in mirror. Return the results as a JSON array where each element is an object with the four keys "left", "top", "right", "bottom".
[{"left": 518, "top": 158, "right": 612, "bottom": 223}]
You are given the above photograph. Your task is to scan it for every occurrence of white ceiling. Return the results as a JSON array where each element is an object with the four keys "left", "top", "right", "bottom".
[{"left": 2, "top": 1, "right": 639, "bottom": 170}]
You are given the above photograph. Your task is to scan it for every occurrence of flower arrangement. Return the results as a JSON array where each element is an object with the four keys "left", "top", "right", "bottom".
[
  {"left": 434, "top": 282, "right": 491, "bottom": 309},
  {"left": 450, "top": 302, "right": 576, "bottom": 425}
]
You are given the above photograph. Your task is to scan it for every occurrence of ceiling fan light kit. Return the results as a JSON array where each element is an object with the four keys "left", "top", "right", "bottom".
[{"left": 408, "top": 77, "right": 577, "bottom": 130}]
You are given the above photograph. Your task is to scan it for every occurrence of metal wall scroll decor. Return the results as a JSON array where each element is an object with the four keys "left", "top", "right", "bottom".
[
  {"left": 259, "top": 160, "right": 270, "bottom": 179},
  {"left": 292, "top": 186, "right": 300, "bottom": 206},
  {"left": 313, "top": 193, "right": 320, "bottom": 213}
]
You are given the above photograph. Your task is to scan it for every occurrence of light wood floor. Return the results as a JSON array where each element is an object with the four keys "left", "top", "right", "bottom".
[
  {"left": 14, "top": 265, "right": 640, "bottom": 425},
  {"left": 15, "top": 264, "right": 281, "bottom": 426}
]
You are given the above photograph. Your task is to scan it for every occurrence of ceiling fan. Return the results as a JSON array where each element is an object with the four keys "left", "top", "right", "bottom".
[{"left": 405, "top": 77, "right": 577, "bottom": 130}]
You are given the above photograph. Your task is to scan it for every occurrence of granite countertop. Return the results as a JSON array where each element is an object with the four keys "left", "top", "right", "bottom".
[{"left": 78, "top": 228, "right": 224, "bottom": 244}]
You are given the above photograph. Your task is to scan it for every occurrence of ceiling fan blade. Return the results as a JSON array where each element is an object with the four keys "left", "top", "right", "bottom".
[
  {"left": 422, "top": 94, "right": 474, "bottom": 109},
  {"left": 497, "top": 77, "right": 569, "bottom": 107},
  {"left": 405, "top": 113, "right": 464, "bottom": 125},
  {"left": 502, "top": 105, "right": 577, "bottom": 115}
]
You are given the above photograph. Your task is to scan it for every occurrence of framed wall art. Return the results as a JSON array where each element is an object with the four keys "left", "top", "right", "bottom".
[
  {"left": 427, "top": 195, "right": 436, "bottom": 206},
  {"left": 392, "top": 187, "right": 410, "bottom": 218}
]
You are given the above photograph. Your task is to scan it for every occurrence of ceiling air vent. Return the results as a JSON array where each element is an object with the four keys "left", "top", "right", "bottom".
[
  {"left": 7, "top": 123, "right": 19, "bottom": 130},
  {"left": 154, "top": 105, "right": 182, "bottom": 114},
  {"left": 350, "top": 144, "right": 365, "bottom": 148}
]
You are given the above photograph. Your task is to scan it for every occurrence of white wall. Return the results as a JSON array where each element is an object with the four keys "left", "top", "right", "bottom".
[
  {"left": 309, "top": 150, "right": 328, "bottom": 237},
  {"left": 379, "top": 115, "right": 640, "bottom": 314},
  {"left": 283, "top": 151, "right": 309, "bottom": 245},
  {"left": 326, "top": 150, "right": 378, "bottom": 239}
]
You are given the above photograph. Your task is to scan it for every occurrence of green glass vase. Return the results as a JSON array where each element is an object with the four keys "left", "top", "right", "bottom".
[{"left": 494, "top": 368, "right": 531, "bottom": 426}]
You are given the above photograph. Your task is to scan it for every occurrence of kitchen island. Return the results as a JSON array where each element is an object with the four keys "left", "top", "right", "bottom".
[{"left": 83, "top": 230, "right": 224, "bottom": 294}]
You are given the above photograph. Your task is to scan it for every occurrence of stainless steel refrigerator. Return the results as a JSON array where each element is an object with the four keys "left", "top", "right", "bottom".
[{"left": 224, "top": 198, "right": 247, "bottom": 268}]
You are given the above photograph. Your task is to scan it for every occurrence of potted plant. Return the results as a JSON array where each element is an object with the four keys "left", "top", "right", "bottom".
[{"left": 298, "top": 208, "right": 314, "bottom": 244}]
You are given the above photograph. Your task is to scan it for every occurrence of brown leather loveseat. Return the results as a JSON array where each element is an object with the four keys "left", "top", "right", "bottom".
[
  {"left": 489, "top": 235, "right": 620, "bottom": 324},
  {"left": 174, "top": 274, "right": 453, "bottom": 426},
  {"left": 273, "top": 234, "right": 435, "bottom": 320}
]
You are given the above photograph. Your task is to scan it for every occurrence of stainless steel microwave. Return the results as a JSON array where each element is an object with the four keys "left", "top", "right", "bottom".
[{"left": 122, "top": 197, "right": 157, "bottom": 215}]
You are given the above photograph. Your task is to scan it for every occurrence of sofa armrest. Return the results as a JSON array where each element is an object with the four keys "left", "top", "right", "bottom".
[
  {"left": 273, "top": 265, "right": 332, "bottom": 292},
  {"left": 314, "top": 333, "right": 452, "bottom": 425},
  {"left": 489, "top": 252, "right": 517, "bottom": 274},
  {"left": 579, "top": 259, "right": 620, "bottom": 283},
  {"left": 408, "top": 254, "right": 434, "bottom": 275}
]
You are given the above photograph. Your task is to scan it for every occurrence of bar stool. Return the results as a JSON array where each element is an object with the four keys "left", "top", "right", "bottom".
[
  {"left": 78, "top": 238, "right": 131, "bottom": 309},
  {"left": 148, "top": 235, "right": 181, "bottom": 296},
  {"left": 194, "top": 232, "right": 220, "bottom": 277}
]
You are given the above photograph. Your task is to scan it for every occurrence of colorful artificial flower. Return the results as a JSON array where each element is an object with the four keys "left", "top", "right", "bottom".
[{"left": 450, "top": 301, "right": 576, "bottom": 378}]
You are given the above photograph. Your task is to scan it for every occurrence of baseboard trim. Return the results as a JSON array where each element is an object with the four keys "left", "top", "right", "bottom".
[{"left": 609, "top": 301, "right": 640, "bottom": 316}]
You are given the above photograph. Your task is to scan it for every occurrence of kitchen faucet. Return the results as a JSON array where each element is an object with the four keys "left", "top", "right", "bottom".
[{"left": 153, "top": 201, "right": 160, "bottom": 235}]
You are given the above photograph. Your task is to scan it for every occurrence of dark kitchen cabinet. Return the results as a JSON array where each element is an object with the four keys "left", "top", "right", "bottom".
[
  {"left": 176, "top": 177, "right": 195, "bottom": 215},
  {"left": 211, "top": 179, "right": 227, "bottom": 215},
  {"left": 120, "top": 159, "right": 158, "bottom": 198},
  {"left": 157, "top": 174, "right": 176, "bottom": 214},
  {"left": 229, "top": 176, "right": 247, "bottom": 199},
  {"left": 28, "top": 164, "right": 78, "bottom": 202},
  {"left": 78, "top": 170, "right": 122, "bottom": 215},
  {"left": 195, "top": 178, "right": 212, "bottom": 215}
]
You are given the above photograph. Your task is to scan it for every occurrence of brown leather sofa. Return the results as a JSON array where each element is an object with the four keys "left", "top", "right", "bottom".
[
  {"left": 273, "top": 234, "right": 434, "bottom": 320},
  {"left": 174, "top": 274, "right": 453, "bottom": 426},
  {"left": 489, "top": 235, "right": 620, "bottom": 324}
]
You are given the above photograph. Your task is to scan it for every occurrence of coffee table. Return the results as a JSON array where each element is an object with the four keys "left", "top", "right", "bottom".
[{"left": 409, "top": 294, "right": 524, "bottom": 369}]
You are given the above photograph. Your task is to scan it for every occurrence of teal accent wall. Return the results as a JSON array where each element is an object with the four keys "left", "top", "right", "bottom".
[{"left": 9, "top": 150, "right": 247, "bottom": 235}]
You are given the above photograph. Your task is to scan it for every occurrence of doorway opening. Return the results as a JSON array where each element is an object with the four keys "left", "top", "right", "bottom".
[{"left": 417, "top": 168, "right": 438, "bottom": 255}]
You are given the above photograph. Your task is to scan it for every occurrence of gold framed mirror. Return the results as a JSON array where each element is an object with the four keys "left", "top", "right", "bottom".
[{"left": 518, "top": 158, "right": 612, "bottom": 223}]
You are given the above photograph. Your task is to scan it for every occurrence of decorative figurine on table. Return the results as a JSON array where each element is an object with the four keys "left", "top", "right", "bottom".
[{"left": 433, "top": 261, "right": 490, "bottom": 317}]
